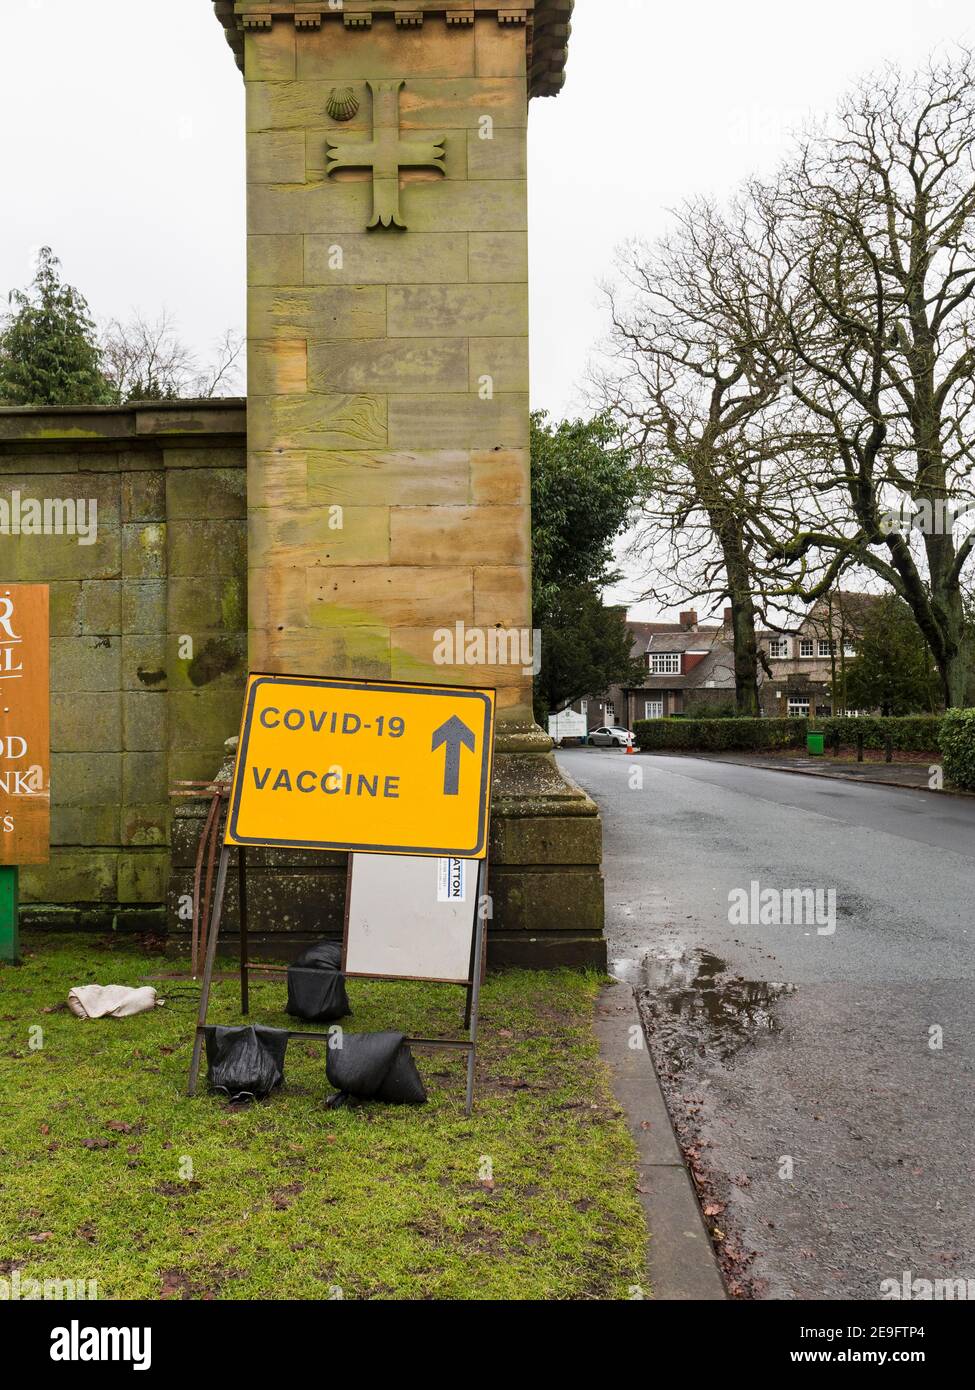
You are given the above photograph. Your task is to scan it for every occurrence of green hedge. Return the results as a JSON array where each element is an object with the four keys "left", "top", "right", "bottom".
[
  {"left": 816, "top": 715, "right": 943, "bottom": 752},
  {"left": 633, "top": 714, "right": 945, "bottom": 754},
  {"left": 939, "top": 708, "right": 975, "bottom": 790},
  {"left": 633, "top": 717, "right": 808, "bottom": 751}
]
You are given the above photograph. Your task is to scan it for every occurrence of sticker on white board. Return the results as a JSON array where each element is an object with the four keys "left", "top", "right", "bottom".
[{"left": 437, "top": 857, "right": 467, "bottom": 903}]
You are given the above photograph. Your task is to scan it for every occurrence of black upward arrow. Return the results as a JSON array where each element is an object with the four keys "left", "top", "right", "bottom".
[{"left": 431, "top": 716, "right": 476, "bottom": 796}]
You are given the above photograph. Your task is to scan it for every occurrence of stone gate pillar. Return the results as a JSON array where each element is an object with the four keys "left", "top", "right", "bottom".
[{"left": 211, "top": 0, "right": 604, "bottom": 966}]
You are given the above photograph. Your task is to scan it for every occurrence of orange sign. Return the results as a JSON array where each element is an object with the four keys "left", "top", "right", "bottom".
[{"left": 0, "top": 585, "right": 50, "bottom": 865}]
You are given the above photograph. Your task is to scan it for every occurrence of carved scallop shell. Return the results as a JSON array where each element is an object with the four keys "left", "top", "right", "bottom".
[{"left": 326, "top": 87, "right": 360, "bottom": 123}]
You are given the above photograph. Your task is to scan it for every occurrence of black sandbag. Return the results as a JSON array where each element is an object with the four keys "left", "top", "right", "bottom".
[
  {"left": 204, "top": 1024, "right": 288, "bottom": 1102},
  {"left": 326, "top": 1030, "right": 426, "bottom": 1106},
  {"left": 292, "top": 940, "right": 344, "bottom": 972},
  {"left": 286, "top": 939, "right": 350, "bottom": 1022}
]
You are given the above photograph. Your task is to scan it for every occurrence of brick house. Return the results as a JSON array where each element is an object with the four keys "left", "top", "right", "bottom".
[
  {"left": 557, "top": 593, "right": 879, "bottom": 734},
  {"left": 757, "top": 593, "right": 877, "bottom": 718},
  {"left": 568, "top": 609, "right": 738, "bottom": 732}
]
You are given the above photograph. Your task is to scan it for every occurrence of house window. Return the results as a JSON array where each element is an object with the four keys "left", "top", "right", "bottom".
[
  {"left": 843, "top": 642, "right": 857, "bottom": 659},
  {"left": 650, "top": 653, "right": 681, "bottom": 675},
  {"left": 580, "top": 700, "right": 587, "bottom": 715},
  {"left": 645, "top": 700, "right": 663, "bottom": 719},
  {"left": 787, "top": 698, "right": 810, "bottom": 717},
  {"left": 818, "top": 639, "right": 836, "bottom": 657},
  {"left": 768, "top": 638, "right": 791, "bottom": 659},
  {"left": 799, "top": 638, "right": 814, "bottom": 658}
]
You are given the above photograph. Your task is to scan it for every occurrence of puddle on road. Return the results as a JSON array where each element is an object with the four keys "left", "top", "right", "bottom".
[{"left": 615, "top": 944, "right": 796, "bottom": 1076}]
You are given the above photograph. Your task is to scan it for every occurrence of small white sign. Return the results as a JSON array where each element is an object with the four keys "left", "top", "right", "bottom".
[
  {"left": 345, "top": 853, "right": 480, "bottom": 983},
  {"left": 437, "top": 857, "right": 467, "bottom": 903}
]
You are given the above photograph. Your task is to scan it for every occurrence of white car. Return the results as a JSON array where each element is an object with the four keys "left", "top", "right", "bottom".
[{"left": 588, "top": 725, "right": 634, "bottom": 748}]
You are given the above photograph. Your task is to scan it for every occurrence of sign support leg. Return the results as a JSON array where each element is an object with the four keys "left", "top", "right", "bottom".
[
  {"left": 465, "top": 861, "right": 486, "bottom": 1116},
  {"left": 188, "top": 843, "right": 231, "bottom": 1097},
  {"left": 0, "top": 866, "right": 19, "bottom": 964},
  {"left": 238, "top": 846, "right": 249, "bottom": 1015}
]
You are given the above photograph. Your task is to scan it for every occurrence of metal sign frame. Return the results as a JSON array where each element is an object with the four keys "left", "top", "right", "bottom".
[
  {"left": 187, "top": 673, "right": 496, "bottom": 1115},
  {"left": 341, "top": 851, "right": 489, "bottom": 1112}
]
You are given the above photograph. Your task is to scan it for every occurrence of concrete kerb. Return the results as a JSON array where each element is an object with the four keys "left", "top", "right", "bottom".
[
  {"left": 683, "top": 752, "right": 974, "bottom": 797},
  {"left": 595, "top": 979, "right": 726, "bottom": 1301}
]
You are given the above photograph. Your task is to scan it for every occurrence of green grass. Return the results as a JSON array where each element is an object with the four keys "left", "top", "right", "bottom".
[{"left": 0, "top": 936, "right": 647, "bottom": 1300}]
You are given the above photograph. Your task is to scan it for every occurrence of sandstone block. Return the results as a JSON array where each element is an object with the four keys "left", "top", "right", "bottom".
[
  {"left": 388, "top": 283, "right": 526, "bottom": 337},
  {"left": 249, "top": 285, "right": 386, "bottom": 340},
  {"left": 389, "top": 504, "right": 528, "bottom": 566},
  {"left": 166, "top": 468, "right": 247, "bottom": 520},
  {"left": 469, "top": 231, "right": 528, "bottom": 282},
  {"left": 388, "top": 393, "right": 529, "bottom": 449},
  {"left": 304, "top": 232, "right": 469, "bottom": 285},
  {"left": 249, "top": 340, "right": 309, "bottom": 396},
  {"left": 249, "top": 393, "right": 388, "bottom": 451},
  {"left": 305, "top": 449, "right": 469, "bottom": 507},
  {"left": 248, "top": 129, "right": 306, "bottom": 184},
  {"left": 470, "top": 447, "right": 530, "bottom": 505},
  {"left": 248, "top": 233, "right": 304, "bottom": 287},
  {"left": 307, "top": 338, "right": 468, "bottom": 395},
  {"left": 473, "top": 564, "right": 532, "bottom": 628},
  {"left": 308, "top": 565, "right": 474, "bottom": 628},
  {"left": 51, "top": 692, "right": 122, "bottom": 753},
  {"left": 50, "top": 635, "right": 121, "bottom": 693}
]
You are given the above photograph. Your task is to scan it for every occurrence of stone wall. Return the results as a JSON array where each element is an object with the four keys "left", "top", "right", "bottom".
[
  {"left": 0, "top": 394, "right": 603, "bottom": 965},
  {"left": 0, "top": 401, "right": 248, "bottom": 928}
]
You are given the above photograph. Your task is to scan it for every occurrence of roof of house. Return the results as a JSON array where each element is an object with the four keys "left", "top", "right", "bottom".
[
  {"left": 631, "top": 657, "right": 736, "bottom": 693},
  {"left": 684, "top": 647, "right": 737, "bottom": 691},
  {"left": 620, "top": 626, "right": 737, "bottom": 693},
  {"left": 625, "top": 621, "right": 683, "bottom": 654},
  {"left": 646, "top": 630, "right": 723, "bottom": 652},
  {"left": 212, "top": 2, "right": 573, "bottom": 99},
  {"left": 757, "top": 592, "right": 881, "bottom": 642}
]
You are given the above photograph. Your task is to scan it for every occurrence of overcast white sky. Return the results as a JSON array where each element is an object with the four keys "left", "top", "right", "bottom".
[{"left": 1, "top": 0, "right": 972, "bottom": 614}]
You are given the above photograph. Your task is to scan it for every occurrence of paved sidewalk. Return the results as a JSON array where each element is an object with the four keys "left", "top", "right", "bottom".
[{"left": 672, "top": 751, "right": 941, "bottom": 792}]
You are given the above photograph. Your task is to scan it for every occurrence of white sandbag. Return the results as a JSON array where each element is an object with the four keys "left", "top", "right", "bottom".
[{"left": 67, "top": 984, "right": 163, "bottom": 1019}]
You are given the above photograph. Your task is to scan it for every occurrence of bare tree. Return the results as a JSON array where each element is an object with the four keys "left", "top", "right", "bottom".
[
  {"left": 750, "top": 50, "right": 975, "bottom": 707},
  {"left": 101, "top": 312, "right": 244, "bottom": 404},
  {"left": 597, "top": 201, "right": 792, "bottom": 715}
]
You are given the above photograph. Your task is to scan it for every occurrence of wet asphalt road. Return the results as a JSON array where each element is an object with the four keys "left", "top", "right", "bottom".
[{"left": 557, "top": 748, "right": 975, "bottom": 1300}]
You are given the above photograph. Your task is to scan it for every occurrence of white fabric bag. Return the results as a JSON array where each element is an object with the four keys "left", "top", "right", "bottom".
[{"left": 67, "top": 984, "right": 163, "bottom": 1019}]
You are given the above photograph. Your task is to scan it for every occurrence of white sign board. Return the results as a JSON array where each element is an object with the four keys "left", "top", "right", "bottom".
[
  {"left": 343, "top": 852, "right": 480, "bottom": 984},
  {"left": 547, "top": 708, "right": 587, "bottom": 744}
]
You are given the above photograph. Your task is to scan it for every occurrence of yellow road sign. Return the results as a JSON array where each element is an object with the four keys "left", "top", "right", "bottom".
[{"left": 225, "top": 674, "right": 496, "bottom": 858}]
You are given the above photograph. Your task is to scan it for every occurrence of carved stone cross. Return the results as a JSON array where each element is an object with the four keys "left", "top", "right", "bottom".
[{"left": 326, "top": 80, "right": 446, "bottom": 230}]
